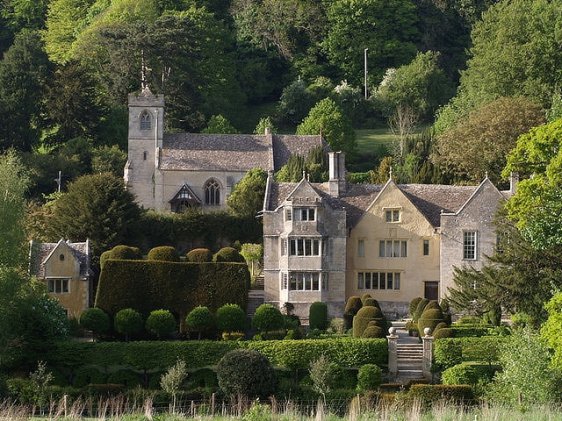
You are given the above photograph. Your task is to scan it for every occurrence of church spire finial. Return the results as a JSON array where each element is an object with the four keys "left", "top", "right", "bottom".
[
  {"left": 389, "top": 165, "right": 393, "bottom": 180},
  {"left": 140, "top": 50, "right": 152, "bottom": 94}
]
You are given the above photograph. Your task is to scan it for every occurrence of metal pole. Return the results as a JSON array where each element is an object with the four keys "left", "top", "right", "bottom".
[{"left": 364, "top": 48, "right": 368, "bottom": 99}]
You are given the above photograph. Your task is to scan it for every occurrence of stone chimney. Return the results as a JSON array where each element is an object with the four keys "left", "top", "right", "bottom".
[
  {"left": 264, "top": 126, "right": 271, "bottom": 135},
  {"left": 328, "top": 151, "right": 346, "bottom": 197},
  {"left": 510, "top": 172, "right": 519, "bottom": 195}
]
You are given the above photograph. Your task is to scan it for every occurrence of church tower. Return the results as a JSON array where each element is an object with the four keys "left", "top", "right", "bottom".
[{"left": 124, "top": 85, "right": 164, "bottom": 210}]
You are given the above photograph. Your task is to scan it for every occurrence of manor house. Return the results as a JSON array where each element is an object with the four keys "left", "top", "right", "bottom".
[
  {"left": 124, "top": 87, "right": 324, "bottom": 211},
  {"left": 262, "top": 152, "right": 517, "bottom": 319}
]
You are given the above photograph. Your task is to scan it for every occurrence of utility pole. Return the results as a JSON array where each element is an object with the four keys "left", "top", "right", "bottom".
[{"left": 364, "top": 48, "right": 369, "bottom": 99}]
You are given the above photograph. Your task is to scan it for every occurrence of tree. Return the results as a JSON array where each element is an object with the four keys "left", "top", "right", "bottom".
[
  {"left": 114, "top": 308, "right": 143, "bottom": 341},
  {"left": 252, "top": 303, "right": 284, "bottom": 334},
  {"left": 146, "top": 309, "right": 176, "bottom": 339},
  {"left": 434, "top": 97, "right": 544, "bottom": 184},
  {"left": 297, "top": 98, "right": 356, "bottom": 157},
  {"left": 47, "top": 173, "right": 141, "bottom": 256},
  {"left": 227, "top": 168, "right": 267, "bottom": 218},
  {"left": 91, "top": 145, "right": 127, "bottom": 177},
  {"left": 79, "top": 308, "right": 110, "bottom": 340},
  {"left": 254, "top": 117, "right": 277, "bottom": 135},
  {"left": 216, "top": 349, "right": 275, "bottom": 398},
  {"left": 434, "top": 0, "right": 562, "bottom": 132},
  {"left": 503, "top": 119, "right": 562, "bottom": 248},
  {"left": 541, "top": 292, "right": 562, "bottom": 372},
  {"left": 0, "top": 30, "right": 49, "bottom": 152},
  {"left": 185, "top": 306, "right": 215, "bottom": 339},
  {"left": 488, "top": 329, "right": 557, "bottom": 407},
  {"left": 309, "top": 354, "right": 336, "bottom": 403},
  {"left": 160, "top": 359, "right": 188, "bottom": 414},
  {"left": 323, "top": 0, "right": 418, "bottom": 86},
  {"left": 375, "top": 51, "right": 454, "bottom": 121},
  {"left": 201, "top": 115, "right": 239, "bottom": 134},
  {"left": 216, "top": 304, "right": 246, "bottom": 333},
  {"left": 277, "top": 79, "right": 315, "bottom": 126},
  {"left": 0, "top": 151, "right": 29, "bottom": 269},
  {"left": 240, "top": 243, "right": 263, "bottom": 282}
]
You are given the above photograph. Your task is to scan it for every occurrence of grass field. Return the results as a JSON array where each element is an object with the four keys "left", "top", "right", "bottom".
[{"left": 355, "top": 128, "right": 398, "bottom": 156}]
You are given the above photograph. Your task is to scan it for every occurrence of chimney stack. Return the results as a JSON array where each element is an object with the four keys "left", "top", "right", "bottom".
[
  {"left": 509, "top": 172, "right": 519, "bottom": 195},
  {"left": 328, "top": 151, "right": 346, "bottom": 197}
]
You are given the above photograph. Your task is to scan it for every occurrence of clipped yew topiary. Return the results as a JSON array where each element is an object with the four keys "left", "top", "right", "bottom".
[
  {"left": 353, "top": 306, "right": 384, "bottom": 338},
  {"left": 252, "top": 304, "right": 284, "bottom": 333},
  {"left": 413, "top": 298, "right": 430, "bottom": 322},
  {"left": 216, "top": 349, "right": 275, "bottom": 398},
  {"left": 185, "top": 248, "right": 212, "bottom": 263},
  {"left": 146, "top": 310, "right": 176, "bottom": 339},
  {"left": 309, "top": 302, "right": 328, "bottom": 330},
  {"left": 344, "top": 296, "right": 363, "bottom": 329},
  {"left": 80, "top": 308, "right": 110, "bottom": 338},
  {"left": 216, "top": 304, "right": 246, "bottom": 333},
  {"left": 362, "top": 325, "right": 384, "bottom": 338},
  {"left": 434, "top": 328, "right": 453, "bottom": 339},
  {"left": 433, "top": 322, "right": 448, "bottom": 334},
  {"left": 114, "top": 308, "right": 143, "bottom": 340},
  {"left": 418, "top": 308, "right": 445, "bottom": 335},
  {"left": 100, "top": 245, "right": 142, "bottom": 269},
  {"left": 424, "top": 300, "right": 442, "bottom": 311},
  {"left": 409, "top": 297, "right": 423, "bottom": 317},
  {"left": 147, "top": 246, "right": 180, "bottom": 262},
  {"left": 213, "top": 247, "right": 245, "bottom": 263},
  {"left": 361, "top": 293, "right": 373, "bottom": 305},
  {"left": 357, "top": 364, "right": 382, "bottom": 392},
  {"left": 363, "top": 298, "right": 381, "bottom": 309},
  {"left": 185, "top": 306, "right": 215, "bottom": 339}
]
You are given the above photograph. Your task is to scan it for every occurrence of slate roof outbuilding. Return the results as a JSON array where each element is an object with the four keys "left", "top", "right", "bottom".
[{"left": 29, "top": 239, "right": 91, "bottom": 279}]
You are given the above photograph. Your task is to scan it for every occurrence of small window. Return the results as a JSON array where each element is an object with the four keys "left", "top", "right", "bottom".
[
  {"left": 281, "top": 238, "right": 287, "bottom": 256},
  {"left": 463, "top": 231, "right": 477, "bottom": 260},
  {"left": 357, "top": 272, "right": 364, "bottom": 289},
  {"left": 59, "top": 254, "right": 65, "bottom": 261},
  {"left": 423, "top": 240, "right": 430, "bottom": 256},
  {"left": 379, "top": 240, "right": 408, "bottom": 258},
  {"left": 365, "top": 272, "right": 372, "bottom": 289},
  {"left": 295, "top": 208, "right": 315, "bottom": 221},
  {"left": 285, "top": 209, "right": 292, "bottom": 221},
  {"left": 48, "top": 279, "right": 69, "bottom": 294},
  {"left": 281, "top": 273, "right": 288, "bottom": 290},
  {"left": 140, "top": 111, "right": 152, "bottom": 131},
  {"left": 322, "top": 273, "right": 329, "bottom": 291},
  {"left": 358, "top": 239, "right": 365, "bottom": 257},
  {"left": 385, "top": 209, "right": 400, "bottom": 223},
  {"left": 394, "top": 273, "right": 401, "bottom": 290},
  {"left": 143, "top": 151, "right": 147, "bottom": 161}
]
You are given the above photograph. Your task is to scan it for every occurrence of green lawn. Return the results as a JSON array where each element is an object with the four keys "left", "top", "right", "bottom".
[{"left": 355, "top": 128, "right": 398, "bottom": 156}]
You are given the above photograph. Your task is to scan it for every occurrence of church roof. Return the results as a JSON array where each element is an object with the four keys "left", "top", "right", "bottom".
[
  {"left": 29, "top": 239, "right": 91, "bottom": 279},
  {"left": 267, "top": 181, "right": 479, "bottom": 229},
  {"left": 160, "top": 133, "right": 325, "bottom": 172}
]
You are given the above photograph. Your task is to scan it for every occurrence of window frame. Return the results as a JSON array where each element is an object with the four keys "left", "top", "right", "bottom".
[
  {"left": 294, "top": 207, "right": 316, "bottom": 221},
  {"left": 463, "top": 230, "right": 478, "bottom": 260},
  {"left": 379, "top": 240, "right": 408, "bottom": 258},
  {"left": 288, "top": 237, "right": 322, "bottom": 257},
  {"left": 384, "top": 208, "right": 401, "bottom": 223},
  {"left": 204, "top": 179, "right": 221, "bottom": 206},
  {"left": 358, "top": 239, "right": 365, "bottom": 257},
  {"left": 287, "top": 272, "right": 322, "bottom": 291},
  {"left": 357, "top": 271, "right": 401, "bottom": 291},
  {"left": 140, "top": 110, "right": 152, "bottom": 131},
  {"left": 47, "top": 278, "right": 70, "bottom": 294}
]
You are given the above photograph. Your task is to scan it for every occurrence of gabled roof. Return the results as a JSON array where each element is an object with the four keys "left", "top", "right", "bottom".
[
  {"left": 29, "top": 239, "right": 91, "bottom": 279},
  {"left": 160, "top": 133, "right": 325, "bottom": 172},
  {"left": 169, "top": 183, "right": 201, "bottom": 205},
  {"left": 266, "top": 181, "right": 480, "bottom": 229}
]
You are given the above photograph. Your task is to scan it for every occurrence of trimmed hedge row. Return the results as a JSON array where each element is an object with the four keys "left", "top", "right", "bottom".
[
  {"left": 95, "top": 260, "right": 250, "bottom": 319},
  {"left": 434, "top": 337, "right": 506, "bottom": 370},
  {"left": 48, "top": 338, "right": 387, "bottom": 374},
  {"left": 450, "top": 326, "right": 491, "bottom": 337},
  {"left": 441, "top": 362, "right": 500, "bottom": 386},
  {"left": 407, "top": 384, "right": 474, "bottom": 406}
]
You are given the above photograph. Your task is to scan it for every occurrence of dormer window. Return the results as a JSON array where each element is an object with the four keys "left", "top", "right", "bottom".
[
  {"left": 294, "top": 208, "right": 315, "bottom": 221},
  {"left": 140, "top": 111, "right": 152, "bottom": 131}
]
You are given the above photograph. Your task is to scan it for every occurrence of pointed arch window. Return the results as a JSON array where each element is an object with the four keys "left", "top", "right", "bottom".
[
  {"left": 140, "top": 110, "right": 152, "bottom": 131},
  {"left": 205, "top": 179, "right": 220, "bottom": 206}
]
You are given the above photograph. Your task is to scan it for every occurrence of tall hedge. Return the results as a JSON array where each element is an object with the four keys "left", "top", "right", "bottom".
[
  {"left": 95, "top": 260, "right": 250, "bottom": 323},
  {"left": 433, "top": 337, "right": 506, "bottom": 370},
  {"left": 48, "top": 338, "right": 387, "bottom": 375},
  {"left": 309, "top": 302, "right": 328, "bottom": 330}
]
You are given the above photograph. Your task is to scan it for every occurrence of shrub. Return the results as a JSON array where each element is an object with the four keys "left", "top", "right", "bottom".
[
  {"left": 185, "top": 306, "right": 215, "bottom": 339},
  {"left": 252, "top": 304, "right": 284, "bottom": 333},
  {"left": 79, "top": 308, "right": 110, "bottom": 337},
  {"left": 418, "top": 308, "right": 444, "bottom": 335},
  {"left": 424, "top": 300, "right": 442, "bottom": 311},
  {"left": 147, "top": 246, "right": 180, "bottom": 262},
  {"left": 450, "top": 326, "right": 490, "bottom": 337},
  {"left": 433, "top": 337, "right": 506, "bottom": 370},
  {"left": 145, "top": 310, "right": 176, "bottom": 339},
  {"left": 185, "top": 248, "right": 212, "bottom": 263},
  {"left": 216, "top": 349, "right": 275, "bottom": 398},
  {"left": 222, "top": 332, "right": 245, "bottom": 341},
  {"left": 360, "top": 293, "right": 372, "bottom": 305},
  {"left": 441, "top": 363, "right": 498, "bottom": 386},
  {"left": 216, "top": 304, "right": 246, "bottom": 333},
  {"left": 213, "top": 247, "right": 245, "bottom": 263},
  {"left": 439, "top": 299, "right": 450, "bottom": 313},
  {"left": 309, "top": 354, "right": 337, "bottom": 398},
  {"left": 409, "top": 297, "right": 423, "bottom": 317},
  {"left": 284, "top": 314, "right": 301, "bottom": 330},
  {"left": 328, "top": 318, "right": 345, "bottom": 334},
  {"left": 353, "top": 306, "right": 383, "bottom": 338},
  {"left": 106, "top": 370, "right": 141, "bottom": 388},
  {"left": 433, "top": 322, "right": 448, "bottom": 334},
  {"left": 73, "top": 367, "right": 107, "bottom": 388},
  {"left": 114, "top": 308, "right": 143, "bottom": 340},
  {"left": 309, "top": 302, "right": 328, "bottom": 330},
  {"left": 434, "top": 328, "right": 453, "bottom": 339},
  {"left": 101, "top": 245, "right": 142, "bottom": 268},
  {"left": 357, "top": 364, "right": 382, "bottom": 392},
  {"left": 407, "top": 384, "right": 474, "bottom": 406},
  {"left": 362, "top": 325, "right": 383, "bottom": 338}
]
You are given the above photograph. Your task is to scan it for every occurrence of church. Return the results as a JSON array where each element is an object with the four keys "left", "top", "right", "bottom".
[{"left": 124, "top": 87, "right": 325, "bottom": 212}]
